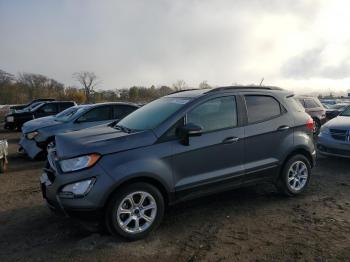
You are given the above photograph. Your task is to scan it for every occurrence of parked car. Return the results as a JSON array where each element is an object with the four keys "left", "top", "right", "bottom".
[
  {"left": 297, "top": 96, "right": 326, "bottom": 135},
  {"left": 41, "top": 86, "right": 316, "bottom": 240},
  {"left": 4, "top": 101, "right": 76, "bottom": 130},
  {"left": 317, "top": 105, "right": 350, "bottom": 158},
  {"left": 0, "top": 139, "right": 8, "bottom": 173},
  {"left": 19, "top": 102, "right": 139, "bottom": 159},
  {"left": 9, "top": 98, "right": 55, "bottom": 113},
  {"left": 325, "top": 103, "right": 350, "bottom": 120}
]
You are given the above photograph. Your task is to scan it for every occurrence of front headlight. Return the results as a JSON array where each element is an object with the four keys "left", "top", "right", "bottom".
[
  {"left": 26, "top": 131, "right": 39, "bottom": 140},
  {"left": 59, "top": 178, "right": 96, "bottom": 198},
  {"left": 59, "top": 154, "right": 101, "bottom": 172},
  {"left": 6, "top": 116, "right": 14, "bottom": 122}
]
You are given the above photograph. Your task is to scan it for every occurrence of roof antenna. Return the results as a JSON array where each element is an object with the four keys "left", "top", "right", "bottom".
[{"left": 259, "top": 78, "right": 264, "bottom": 86}]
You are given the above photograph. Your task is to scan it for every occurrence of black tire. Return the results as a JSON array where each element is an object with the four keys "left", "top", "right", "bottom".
[
  {"left": 105, "top": 182, "right": 165, "bottom": 241},
  {"left": 277, "top": 154, "right": 311, "bottom": 196}
]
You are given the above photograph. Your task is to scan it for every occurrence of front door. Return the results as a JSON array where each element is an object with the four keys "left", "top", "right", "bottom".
[{"left": 171, "top": 96, "right": 245, "bottom": 200}]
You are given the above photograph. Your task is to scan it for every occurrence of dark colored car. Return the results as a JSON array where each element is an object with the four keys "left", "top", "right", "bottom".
[
  {"left": 41, "top": 86, "right": 316, "bottom": 240},
  {"left": 325, "top": 103, "right": 350, "bottom": 120},
  {"left": 4, "top": 101, "right": 76, "bottom": 130},
  {"left": 19, "top": 102, "right": 139, "bottom": 159},
  {"left": 297, "top": 96, "right": 326, "bottom": 134},
  {"left": 317, "top": 105, "right": 350, "bottom": 158},
  {"left": 9, "top": 98, "right": 55, "bottom": 112}
]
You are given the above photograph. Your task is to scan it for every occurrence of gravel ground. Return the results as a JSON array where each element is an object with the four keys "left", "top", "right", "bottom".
[{"left": 0, "top": 129, "right": 350, "bottom": 262}]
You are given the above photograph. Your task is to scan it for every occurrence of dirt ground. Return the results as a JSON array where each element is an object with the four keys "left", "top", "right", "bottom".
[{"left": 0, "top": 129, "right": 350, "bottom": 262}]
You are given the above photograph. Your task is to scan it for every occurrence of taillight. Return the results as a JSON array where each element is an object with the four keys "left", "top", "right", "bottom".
[{"left": 306, "top": 118, "right": 314, "bottom": 131}]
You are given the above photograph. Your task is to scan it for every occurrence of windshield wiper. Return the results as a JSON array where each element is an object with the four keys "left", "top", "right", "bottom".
[{"left": 114, "top": 125, "right": 132, "bottom": 133}]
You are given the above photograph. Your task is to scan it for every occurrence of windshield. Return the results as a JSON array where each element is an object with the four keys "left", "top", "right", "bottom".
[
  {"left": 19, "top": 102, "right": 43, "bottom": 112},
  {"left": 55, "top": 106, "right": 85, "bottom": 122},
  {"left": 29, "top": 102, "right": 45, "bottom": 112},
  {"left": 117, "top": 97, "right": 191, "bottom": 131},
  {"left": 340, "top": 106, "right": 350, "bottom": 116}
]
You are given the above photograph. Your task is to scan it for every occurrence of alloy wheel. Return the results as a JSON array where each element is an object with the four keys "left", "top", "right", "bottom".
[
  {"left": 116, "top": 191, "right": 157, "bottom": 234},
  {"left": 287, "top": 161, "right": 308, "bottom": 191}
]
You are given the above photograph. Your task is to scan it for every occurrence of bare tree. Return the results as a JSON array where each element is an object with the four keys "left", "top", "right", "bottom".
[
  {"left": 0, "top": 69, "right": 15, "bottom": 86},
  {"left": 73, "top": 71, "right": 99, "bottom": 103},
  {"left": 198, "top": 80, "right": 211, "bottom": 89},
  {"left": 172, "top": 80, "right": 187, "bottom": 91}
]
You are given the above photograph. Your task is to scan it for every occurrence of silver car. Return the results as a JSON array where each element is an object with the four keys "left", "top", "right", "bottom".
[
  {"left": 19, "top": 102, "right": 139, "bottom": 159},
  {"left": 0, "top": 139, "right": 8, "bottom": 173},
  {"left": 318, "top": 106, "right": 350, "bottom": 158}
]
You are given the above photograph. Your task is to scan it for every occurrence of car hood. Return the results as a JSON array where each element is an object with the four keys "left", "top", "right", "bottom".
[
  {"left": 325, "top": 116, "right": 350, "bottom": 129},
  {"left": 55, "top": 125, "right": 157, "bottom": 159},
  {"left": 22, "top": 116, "right": 60, "bottom": 133}
]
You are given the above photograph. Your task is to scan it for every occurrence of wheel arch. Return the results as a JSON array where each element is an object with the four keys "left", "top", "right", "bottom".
[{"left": 103, "top": 175, "right": 172, "bottom": 210}]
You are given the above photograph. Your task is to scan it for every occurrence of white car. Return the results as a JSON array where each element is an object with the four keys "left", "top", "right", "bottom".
[{"left": 0, "top": 139, "right": 8, "bottom": 173}]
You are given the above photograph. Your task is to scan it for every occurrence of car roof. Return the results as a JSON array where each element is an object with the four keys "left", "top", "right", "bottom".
[
  {"left": 167, "top": 85, "right": 288, "bottom": 98},
  {"left": 81, "top": 102, "right": 140, "bottom": 108}
]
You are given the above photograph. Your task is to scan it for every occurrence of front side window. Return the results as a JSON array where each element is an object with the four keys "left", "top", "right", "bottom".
[
  {"left": 245, "top": 95, "right": 282, "bottom": 124},
  {"left": 187, "top": 96, "right": 237, "bottom": 133},
  {"left": 78, "top": 106, "right": 112, "bottom": 122}
]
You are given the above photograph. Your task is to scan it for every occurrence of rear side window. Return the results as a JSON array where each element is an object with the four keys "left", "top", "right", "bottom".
[
  {"left": 113, "top": 105, "right": 137, "bottom": 119},
  {"left": 245, "top": 95, "right": 282, "bottom": 124},
  {"left": 60, "top": 102, "right": 74, "bottom": 111},
  {"left": 78, "top": 106, "right": 113, "bottom": 122},
  {"left": 187, "top": 96, "right": 237, "bottom": 133},
  {"left": 304, "top": 99, "right": 319, "bottom": 108}
]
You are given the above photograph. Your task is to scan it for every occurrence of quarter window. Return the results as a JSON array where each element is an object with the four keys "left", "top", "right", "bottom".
[
  {"left": 187, "top": 96, "right": 237, "bottom": 133},
  {"left": 245, "top": 95, "right": 282, "bottom": 124}
]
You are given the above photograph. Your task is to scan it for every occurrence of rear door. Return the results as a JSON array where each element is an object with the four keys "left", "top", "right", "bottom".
[{"left": 243, "top": 93, "right": 294, "bottom": 183}]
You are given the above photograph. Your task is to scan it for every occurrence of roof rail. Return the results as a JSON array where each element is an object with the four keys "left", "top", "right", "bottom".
[
  {"left": 207, "top": 85, "right": 283, "bottom": 93},
  {"left": 169, "top": 88, "right": 199, "bottom": 94}
]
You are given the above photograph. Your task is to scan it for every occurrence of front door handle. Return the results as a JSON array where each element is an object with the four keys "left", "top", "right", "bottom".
[
  {"left": 277, "top": 125, "right": 290, "bottom": 131},
  {"left": 222, "top": 136, "right": 239, "bottom": 144}
]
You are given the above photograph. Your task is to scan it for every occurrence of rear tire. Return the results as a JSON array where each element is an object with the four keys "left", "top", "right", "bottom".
[
  {"left": 105, "top": 182, "right": 164, "bottom": 241},
  {"left": 278, "top": 154, "right": 311, "bottom": 196}
]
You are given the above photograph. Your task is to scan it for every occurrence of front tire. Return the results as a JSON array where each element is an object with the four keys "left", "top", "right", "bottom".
[
  {"left": 278, "top": 154, "right": 311, "bottom": 196},
  {"left": 105, "top": 182, "right": 165, "bottom": 240}
]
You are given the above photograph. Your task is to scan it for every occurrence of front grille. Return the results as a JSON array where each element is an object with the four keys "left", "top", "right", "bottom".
[{"left": 330, "top": 129, "right": 349, "bottom": 142}]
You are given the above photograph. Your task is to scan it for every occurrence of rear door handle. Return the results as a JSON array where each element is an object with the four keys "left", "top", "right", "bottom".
[
  {"left": 277, "top": 125, "right": 290, "bottom": 131},
  {"left": 222, "top": 136, "right": 239, "bottom": 144}
]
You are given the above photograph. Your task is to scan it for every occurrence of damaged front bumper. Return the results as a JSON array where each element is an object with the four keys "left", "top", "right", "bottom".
[{"left": 18, "top": 135, "right": 43, "bottom": 159}]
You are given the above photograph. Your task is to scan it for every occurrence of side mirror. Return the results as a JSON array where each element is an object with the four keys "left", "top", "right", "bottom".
[{"left": 177, "top": 123, "right": 203, "bottom": 146}]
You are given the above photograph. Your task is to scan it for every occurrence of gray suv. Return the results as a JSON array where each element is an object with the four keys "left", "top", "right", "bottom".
[{"left": 41, "top": 86, "right": 316, "bottom": 240}]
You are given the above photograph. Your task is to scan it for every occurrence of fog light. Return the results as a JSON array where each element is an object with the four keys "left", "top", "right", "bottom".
[{"left": 59, "top": 178, "right": 95, "bottom": 198}]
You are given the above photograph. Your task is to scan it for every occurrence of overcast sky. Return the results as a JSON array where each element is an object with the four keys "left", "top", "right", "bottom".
[{"left": 1, "top": 0, "right": 350, "bottom": 93}]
